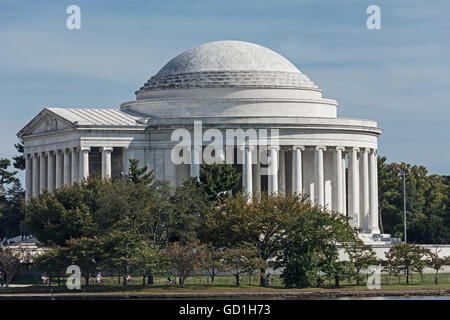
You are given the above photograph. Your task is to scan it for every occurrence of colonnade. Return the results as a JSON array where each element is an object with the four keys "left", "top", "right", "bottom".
[
  {"left": 25, "top": 147, "right": 124, "bottom": 200},
  {"left": 25, "top": 143, "right": 380, "bottom": 234},
  {"left": 190, "top": 145, "right": 380, "bottom": 233}
]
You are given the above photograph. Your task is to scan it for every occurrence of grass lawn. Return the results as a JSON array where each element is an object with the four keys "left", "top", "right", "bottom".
[{"left": 1, "top": 273, "right": 449, "bottom": 295}]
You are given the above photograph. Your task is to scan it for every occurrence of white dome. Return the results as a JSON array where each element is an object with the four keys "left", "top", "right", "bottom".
[
  {"left": 137, "top": 40, "right": 317, "bottom": 91},
  {"left": 158, "top": 40, "right": 300, "bottom": 74}
]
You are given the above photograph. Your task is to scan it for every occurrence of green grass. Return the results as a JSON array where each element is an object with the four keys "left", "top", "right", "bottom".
[{"left": 1, "top": 272, "right": 449, "bottom": 294}]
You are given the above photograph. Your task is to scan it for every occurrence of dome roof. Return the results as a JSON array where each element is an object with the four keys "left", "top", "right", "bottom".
[
  {"left": 138, "top": 40, "right": 318, "bottom": 92},
  {"left": 158, "top": 40, "right": 300, "bottom": 74}
]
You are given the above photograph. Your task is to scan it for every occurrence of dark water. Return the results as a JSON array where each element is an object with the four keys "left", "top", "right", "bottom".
[{"left": 329, "top": 296, "right": 450, "bottom": 300}]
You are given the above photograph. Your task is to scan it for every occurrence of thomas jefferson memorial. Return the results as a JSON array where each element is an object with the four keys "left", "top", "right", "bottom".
[{"left": 17, "top": 40, "right": 387, "bottom": 243}]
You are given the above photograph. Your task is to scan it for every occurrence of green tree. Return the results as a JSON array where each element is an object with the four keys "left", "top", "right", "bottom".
[
  {"left": 377, "top": 157, "right": 449, "bottom": 244},
  {"left": 24, "top": 187, "right": 96, "bottom": 246},
  {"left": 33, "top": 247, "right": 71, "bottom": 286},
  {"left": 170, "top": 178, "right": 212, "bottom": 243},
  {"left": 200, "top": 245, "right": 224, "bottom": 284},
  {"left": 426, "top": 248, "right": 449, "bottom": 285},
  {"left": 0, "top": 247, "right": 22, "bottom": 287},
  {"left": 317, "top": 212, "right": 359, "bottom": 288},
  {"left": 12, "top": 141, "right": 25, "bottom": 170},
  {"left": 199, "top": 163, "right": 241, "bottom": 202},
  {"left": 127, "top": 158, "right": 154, "bottom": 185},
  {"left": 100, "top": 231, "right": 153, "bottom": 285},
  {"left": 221, "top": 245, "right": 265, "bottom": 287},
  {"left": 0, "top": 181, "right": 25, "bottom": 237},
  {"left": 278, "top": 202, "right": 359, "bottom": 288},
  {"left": 129, "top": 241, "right": 161, "bottom": 286},
  {"left": 146, "top": 181, "right": 175, "bottom": 245},
  {"left": 65, "top": 237, "right": 103, "bottom": 286},
  {"left": 385, "top": 242, "right": 428, "bottom": 284},
  {"left": 95, "top": 181, "right": 151, "bottom": 236},
  {"left": 164, "top": 240, "right": 206, "bottom": 287},
  {"left": 347, "top": 239, "right": 379, "bottom": 286},
  {"left": 0, "top": 158, "right": 19, "bottom": 194},
  {"left": 202, "top": 193, "right": 300, "bottom": 286}
]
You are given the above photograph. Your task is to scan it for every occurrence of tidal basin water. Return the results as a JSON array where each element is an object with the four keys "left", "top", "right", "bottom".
[{"left": 328, "top": 296, "right": 450, "bottom": 300}]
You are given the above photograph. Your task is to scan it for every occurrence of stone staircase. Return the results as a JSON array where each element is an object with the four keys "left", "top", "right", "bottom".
[
  {"left": 359, "top": 231, "right": 401, "bottom": 245},
  {"left": 1, "top": 235, "right": 43, "bottom": 260}
]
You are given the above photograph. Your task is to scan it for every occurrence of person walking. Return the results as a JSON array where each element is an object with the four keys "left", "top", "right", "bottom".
[
  {"left": 96, "top": 272, "right": 103, "bottom": 285},
  {"left": 125, "top": 274, "right": 132, "bottom": 285}
]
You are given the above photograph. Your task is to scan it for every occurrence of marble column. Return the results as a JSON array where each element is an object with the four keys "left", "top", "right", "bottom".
[
  {"left": 314, "top": 146, "right": 326, "bottom": 207},
  {"left": 334, "top": 147, "right": 345, "bottom": 214},
  {"left": 121, "top": 147, "right": 128, "bottom": 178},
  {"left": 55, "top": 150, "right": 63, "bottom": 189},
  {"left": 71, "top": 147, "right": 79, "bottom": 185},
  {"left": 369, "top": 149, "right": 380, "bottom": 233},
  {"left": 244, "top": 146, "right": 253, "bottom": 198},
  {"left": 25, "top": 154, "right": 32, "bottom": 201},
  {"left": 268, "top": 146, "right": 279, "bottom": 194},
  {"left": 217, "top": 148, "right": 225, "bottom": 164},
  {"left": 46, "top": 151, "right": 55, "bottom": 192},
  {"left": 32, "top": 154, "right": 39, "bottom": 198},
  {"left": 360, "top": 148, "right": 370, "bottom": 231},
  {"left": 101, "top": 147, "right": 113, "bottom": 179},
  {"left": 79, "top": 147, "right": 90, "bottom": 182},
  {"left": 278, "top": 148, "right": 286, "bottom": 195},
  {"left": 39, "top": 152, "right": 47, "bottom": 194},
  {"left": 253, "top": 148, "right": 261, "bottom": 198},
  {"left": 165, "top": 148, "right": 177, "bottom": 188},
  {"left": 63, "top": 149, "right": 71, "bottom": 186},
  {"left": 292, "top": 146, "right": 304, "bottom": 195},
  {"left": 190, "top": 146, "right": 201, "bottom": 180},
  {"left": 348, "top": 147, "right": 360, "bottom": 228},
  {"left": 342, "top": 151, "right": 347, "bottom": 216}
]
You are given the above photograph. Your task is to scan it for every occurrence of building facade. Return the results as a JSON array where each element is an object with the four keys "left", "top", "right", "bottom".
[{"left": 18, "top": 40, "right": 390, "bottom": 243}]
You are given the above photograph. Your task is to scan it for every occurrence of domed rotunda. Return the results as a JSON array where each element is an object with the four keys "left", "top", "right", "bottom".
[{"left": 18, "top": 40, "right": 385, "bottom": 241}]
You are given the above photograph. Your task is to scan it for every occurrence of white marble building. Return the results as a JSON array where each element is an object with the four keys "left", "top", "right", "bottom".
[{"left": 18, "top": 40, "right": 390, "bottom": 242}]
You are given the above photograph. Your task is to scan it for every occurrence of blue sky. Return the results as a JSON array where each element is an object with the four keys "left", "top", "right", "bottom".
[{"left": 1, "top": 0, "right": 449, "bottom": 179}]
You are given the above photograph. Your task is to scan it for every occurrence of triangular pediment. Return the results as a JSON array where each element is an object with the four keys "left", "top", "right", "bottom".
[{"left": 17, "top": 108, "right": 74, "bottom": 138}]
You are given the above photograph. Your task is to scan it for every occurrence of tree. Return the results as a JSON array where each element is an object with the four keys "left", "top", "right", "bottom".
[
  {"left": 24, "top": 188, "right": 95, "bottom": 246},
  {"left": 200, "top": 245, "right": 224, "bottom": 285},
  {"left": 33, "top": 247, "right": 71, "bottom": 286},
  {"left": 145, "top": 181, "right": 175, "bottom": 245},
  {"left": 164, "top": 241, "right": 206, "bottom": 287},
  {"left": 0, "top": 247, "right": 22, "bottom": 287},
  {"left": 201, "top": 193, "right": 251, "bottom": 248},
  {"left": 0, "top": 158, "right": 19, "bottom": 194},
  {"left": 0, "top": 159, "right": 24, "bottom": 238},
  {"left": 317, "top": 211, "right": 359, "bottom": 288},
  {"left": 95, "top": 181, "right": 152, "bottom": 236},
  {"left": 170, "top": 178, "right": 212, "bottom": 243},
  {"left": 129, "top": 242, "right": 161, "bottom": 286},
  {"left": 99, "top": 231, "right": 153, "bottom": 285},
  {"left": 377, "top": 157, "right": 450, "bottom": 244},
  {"left": 127, "top": 158, "right": 154, "bottom": 185},
  {"left": 385, "top": 243, "right": 428, "bottom": 284},
  {"left": 348, "top": 239, "right": 379, "bottom": 286},
  {"left": 12, "top": 141, "right": 25, "bottom": 170},
  {"left": 199, "top": 163, "right": 241, "bottom": 202},
  {"left": 426, "top": 248, "right": 450, "bottom": 285},
  {"left": 0, "top": 180, "right": 25, "bottom": 238},
  {"left": 221, "top": 245, "right": 265, "bottom": 287},
  {"left": 277, "top": 202, "right": 359, "bottom": 288},
  {"left": 250, "top": 194, "right": 307, "bottom": 286},
  {"left": 202, "top": 193, "right": 300, "bottom": 286},
  {"left": 65, "top": 237, "right": 103, "bottom": 286}
]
